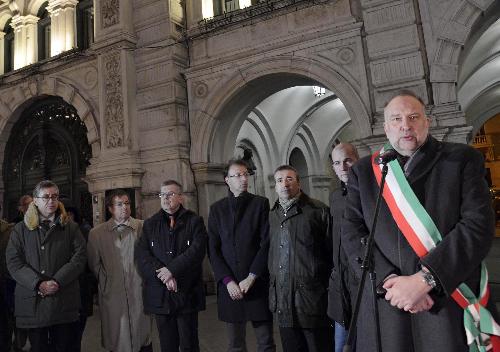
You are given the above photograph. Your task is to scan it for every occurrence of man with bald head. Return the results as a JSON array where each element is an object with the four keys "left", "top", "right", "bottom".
[
  {"left": 341, "top": 90, "right": 499, "bottom": 351},
  {"left": 327, "top": 142, "right": 359, "bottom": 352}
]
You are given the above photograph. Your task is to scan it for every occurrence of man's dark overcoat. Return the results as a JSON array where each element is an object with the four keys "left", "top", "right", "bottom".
[
  {"left": 341, "top": 136, "right": 499, "bottom": 352},
  {"left": 327, "top": 186, "right": 358, "bottom": 326},
  {"left": 208, "top": 191, "right": 272, "bottom": 323},
  {"left": 6, "top": 203, "right": 86, "bottom": 328},
  {"left": 268, "top": 193, "right": 332, "bottom": 328},
  {"left": 135, "top": 206, "right": 207, "bottom": 315}
]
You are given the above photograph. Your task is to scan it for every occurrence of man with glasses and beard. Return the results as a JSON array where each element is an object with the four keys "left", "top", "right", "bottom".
[
  {"left": 136, "top": 180, "right": 207, "bottom": 352},
  {"left": 6, "top": 180, "right": 86, "bottom": 352},
  {"left": 87, "top": 189, "right": 153, "bottom": 352},
  {"left": 208, "top": 159, "right": 276, "bottom": 352}
]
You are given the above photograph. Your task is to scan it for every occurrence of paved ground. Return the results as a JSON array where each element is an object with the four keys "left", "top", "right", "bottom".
[{"left": 81, "top": 295, "right": 283, "bottom": 352}]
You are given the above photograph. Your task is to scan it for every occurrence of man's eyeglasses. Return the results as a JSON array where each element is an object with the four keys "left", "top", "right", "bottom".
[
  {"left": 228, "top": 172, "right": 250, "bottom": 178},
  {"left": 36, "top": 195, "right": 59, "bottom": 203},
  {"left": 113, "top": 202, "right": 131, "bottom": 207},
  {"left": 158, "top": 192, "right": 181, "bottom": 199}
]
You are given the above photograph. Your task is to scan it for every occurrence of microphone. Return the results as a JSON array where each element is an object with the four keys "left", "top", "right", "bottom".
[{"left": 374, "top": 149, "right": 398, "bottom": 165}]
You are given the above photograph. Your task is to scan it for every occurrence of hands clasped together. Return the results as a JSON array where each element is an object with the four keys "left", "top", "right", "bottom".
[
  {"left": 156, "top": 267, "right": 177, "bottom": 292},
  {"left": 382, "top": 272, "right": 434, "bottom": 314},
  {"left": 227, "top": 274, "right": 256, "bottom": 300},
  {"left": 38, "top": 280, "right": 59, "bottom": 297}
]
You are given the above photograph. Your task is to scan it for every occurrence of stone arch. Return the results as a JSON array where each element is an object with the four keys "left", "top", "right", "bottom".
[
  {"left": 27, "top": 0, "right": 49, "bottom": 16},
  {"left": 427, "top": 0, "right": 497, "bottom": 106},
  {"left": 0, "top": 11, "right": 13, "bottom": 29},
  {"left": 247, "top": 107, "right": 280, "bottom": 170},
  {"left": 0, "top": 77, "right": 100, "bottom": 168},
  {"left": 289, "top": 123, "right": 321, "bottom": 175},
  {"left": 190, "top": 55, "right": 371, "bottom": 164},
  {"left": 282, "top": 94, "right": 338, "bottom": 168}
]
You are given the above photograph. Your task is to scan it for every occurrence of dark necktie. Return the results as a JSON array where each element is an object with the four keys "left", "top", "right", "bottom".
[{"left": 169, "top": 216, "right": 175, "bottom": 230}]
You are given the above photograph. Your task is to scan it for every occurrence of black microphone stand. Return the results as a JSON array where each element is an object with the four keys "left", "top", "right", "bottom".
[{"left": 343, "top": 162, "right": 389, "bottom": 352}]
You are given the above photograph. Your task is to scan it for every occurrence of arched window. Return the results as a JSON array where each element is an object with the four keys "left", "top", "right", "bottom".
[
  {"left": 37, "top": 2, "right": 51, "bottom": 60},
  {"left": 4, "top": 19, "right": 14, "bottom": 73},
  {"left": 77, "top": 0, "right": 94, "bottom": 50}
]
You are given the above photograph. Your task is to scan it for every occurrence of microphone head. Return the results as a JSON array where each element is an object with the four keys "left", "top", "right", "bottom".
[{"left": 374, "top": 149, "right": 398, "bottom": 165}]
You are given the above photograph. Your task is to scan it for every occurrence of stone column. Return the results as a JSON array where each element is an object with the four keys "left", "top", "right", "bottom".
[
  {"left": 47, "top": 0, "right": 78, "bottom": 56},
  {"left": 0, "top": 32, "right": 5, "bottom": 75},
  {"left": 11, "top": 15, "right": 39, "bottom": 69},
  {"left": 85, "top": 0, "right": 143, "bottom": 225}
]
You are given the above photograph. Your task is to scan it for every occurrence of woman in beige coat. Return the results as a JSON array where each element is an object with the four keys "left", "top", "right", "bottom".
[{"left": 87, "top": 189, "right": 153, "bottom": 352}]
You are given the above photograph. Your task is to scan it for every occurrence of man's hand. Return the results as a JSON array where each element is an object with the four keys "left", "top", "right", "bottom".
[
  {"left": 166, "top": 278, "right": 178, "bottom": 292},
  {"left": 227, "top": 281, "right": 243, "bottom": 300},
  {"left": 38, "top": 280, "right": 59, "bottom": 296},
  {"left": 239, "top": 275, "right": 256, "bottom": 294},
  {"left": 383, "top": 273, "right": 433, "bottom": 312},
  {"left": 156, "top": 267, "right": 173, "bottom": 284}
]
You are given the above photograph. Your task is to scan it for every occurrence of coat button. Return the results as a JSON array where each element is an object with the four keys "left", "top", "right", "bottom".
[
  {"left": 279, "top": 265, "right": 282, "bottom": 269},
  {"left": 278, "top": 310, "right": 282, "bottom": 314},
  {"left": 355, "top": 257, "right": 362, "bottom": 264},
  {"left": 41, "top": 270, "right": 45, "bottom": 274},
  {"left": 41, "top": 246, "right": 45, "bottom": 250}
]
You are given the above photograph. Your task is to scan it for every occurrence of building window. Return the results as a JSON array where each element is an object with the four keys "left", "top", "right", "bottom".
[
  {"left": 4, "top": 19, "right": 14, "bottom": 73},
  {"left": 77, "top": 0, "right": 94, "bottom": 50},
  {"left": 38, "top": 3, "right": 51, "bottom": 60},
  {"left": 211, "top": 0, "right": 259, "bottom": 17}
]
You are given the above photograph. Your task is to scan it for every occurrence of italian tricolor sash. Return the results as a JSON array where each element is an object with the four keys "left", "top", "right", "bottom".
[{"left": 372, "top": 145, "right": 500, "bottom": 352}]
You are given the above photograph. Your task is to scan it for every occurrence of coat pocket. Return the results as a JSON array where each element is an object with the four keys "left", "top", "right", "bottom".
[
  {"left": 14, "top": 288, "right": 36, "bottom": 317},
  {"left": 144, "top": 283, "right": 165, "bottom": 308},
  {"left": 268, "top": 277, "right": 277, "bottom": 312},
  {"left": 294, "top": 279, "right": 327, "bottom": 316}
]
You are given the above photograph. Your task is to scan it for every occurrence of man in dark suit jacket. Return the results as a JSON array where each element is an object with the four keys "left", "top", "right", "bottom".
[
  {"left": 208, "top": 159, "right": 275, "bottom": 352},
  {"left": 342, "top": 90, "right": 500, "bottom": 352}
]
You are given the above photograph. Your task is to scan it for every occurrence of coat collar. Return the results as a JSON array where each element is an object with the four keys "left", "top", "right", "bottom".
[
  {"left": 105, "top": 216, "right": 141, "bottom": 232},
  {"left": 405, "top": 136, "right": 443, "bottom": 184},
  {"left": 272, "top": 192, "right": 311, "bottom": 212},
  {"left": 24, "top": 201, "right": 70, "bottom": 231}
]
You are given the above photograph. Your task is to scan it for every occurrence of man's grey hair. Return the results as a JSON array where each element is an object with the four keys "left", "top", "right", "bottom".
[{"left": 33, "top": 180, "right": 59, "bottom": 197}]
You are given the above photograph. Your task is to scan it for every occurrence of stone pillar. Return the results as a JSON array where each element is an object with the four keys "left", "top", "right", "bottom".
[
  {"left": 11, "top": 15, "right": 39, "bottom": 69},
  {"left": 0, "top": 32, "right": 5, "bottom": 75},
  {"left": 192, "top": 162, "right": 227, "bottom": 294},
  {"left": 187, "top": 0, "right": 207, "bottom": 27},
  {"left": 85, "top": 0, "right": 143, "bottom": 225},
  {"left": 47, "top": 0, "right": 78, "bottom": 56},
  {"left": 360, "top": 1, "right": 429, "bottom": 135}
]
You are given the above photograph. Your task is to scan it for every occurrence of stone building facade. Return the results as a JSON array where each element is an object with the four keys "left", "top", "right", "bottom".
[{"left": 0, "top": 0, "right": 498, "bottom": 290}]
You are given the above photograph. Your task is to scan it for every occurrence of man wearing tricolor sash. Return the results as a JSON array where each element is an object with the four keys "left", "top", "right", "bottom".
[{"left": 341, "top": 90, "right": 500, "bottom": 352}]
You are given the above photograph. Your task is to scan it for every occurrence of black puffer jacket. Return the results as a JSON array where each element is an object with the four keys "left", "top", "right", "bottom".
[
  {"left": 135, "top": 206, "right": 207, "bottom": 315},
  {"left": 268, "top": 193, "right": 332, "bottom": 328}
]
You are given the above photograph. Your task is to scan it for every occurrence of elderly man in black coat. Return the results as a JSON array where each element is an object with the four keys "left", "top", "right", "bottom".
[
  {"left": 135, "top": 180, "right": 207, "bottom": 352},
  {"left": 342, "top": 90, "right": 500, "bottom": 352},
  {"left": 208, "top": 159, "right": 275, "bottom": 352}
]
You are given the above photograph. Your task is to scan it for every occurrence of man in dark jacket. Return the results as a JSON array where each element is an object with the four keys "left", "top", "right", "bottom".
[
  {"left": 327, "top": 142, "right": 359, "bottom": 352},
  {"left": 208, "top": 159, "right": 275, "bottom": 352},
  {"left": 6, "top": 180, "right": 87, "bottom": 352},
  {"left": 342, "top": 90, "right": 500, "bottom": 351},
  {"left": 269, "top": 165, "right": 333, "bottom": 352},
  {"left": 136, "top": 180, "right": 207, "bottom": 352}
]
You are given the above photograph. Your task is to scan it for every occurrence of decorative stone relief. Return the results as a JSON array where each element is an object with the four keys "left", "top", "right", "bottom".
[
  {"left": 193, "top": 81, "right": 208, "bottom": 98},
  {"left": 336, "top": 47, "right": 355, "bottom": 65},
  {"left": 101, "top": 0, "right": 120, "bottom": 28},
  {"left": 104, "top": 52, "right": 124, "bottom": 148}
]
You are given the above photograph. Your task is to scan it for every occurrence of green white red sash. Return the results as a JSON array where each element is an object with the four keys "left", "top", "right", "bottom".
[{"left": 372, "top": 145, "right": 500, "bottom": 352}]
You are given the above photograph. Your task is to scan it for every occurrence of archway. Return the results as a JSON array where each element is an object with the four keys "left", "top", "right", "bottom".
[{"left": 3, "top": 96, "right": 92, "bottom": 222}]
